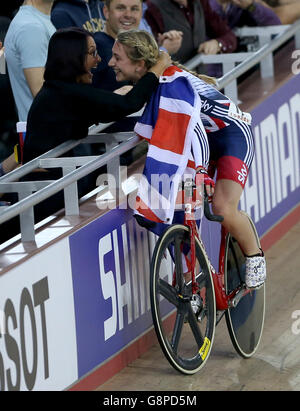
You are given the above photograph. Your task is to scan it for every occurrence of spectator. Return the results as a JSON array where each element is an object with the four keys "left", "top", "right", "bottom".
[
  {"left": 209, "top": 0, "right": 281, "bottom": 29},
  {"left": 51, "top": 0, "right": 158, "bottom": 38},
  {"left": 51, "top": 0, "right": 106, "bottom": 33},
  {"left": 139, "top": 0, "right": 152, "bottom": 32},
  {"left": 209, "top": 0, "right": 281, "bottom": 55},
  {"left": 262, "top": 0, "right": 300, "bottom": 24},
  {"left": 92, "top": 0, "right": 182, "bottom": 91},
  {"left": 1, "top": 2, "right": 23, "bottom": 159},
  {"left": 0, "top": 27, "right": 170, "bottom": 244},
  {"left": 0, "top": 28, "right": 18, "bottom": 162},
  {"left": 22, "top": 27, "right": 169, "bottom": 162},
  {"left": 140, "top": 0, "right": 183, "bottom": 54},
  {"left": 145, "top": 0, "right": 237, "bottom": 64},
  {"left": 4, "top": 0, "right": 56, "bottom": 122}
]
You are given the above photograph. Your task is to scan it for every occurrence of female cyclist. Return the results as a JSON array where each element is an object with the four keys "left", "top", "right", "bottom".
[{"left": 108, "top": 29, "right": 266, "bottom": 289}]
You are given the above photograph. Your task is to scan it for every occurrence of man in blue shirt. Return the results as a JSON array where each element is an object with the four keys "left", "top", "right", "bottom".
[
  {"left": 4, "top": 0, "right": 56, "bottom": 121},
  {"left": 51, "top": 0, "right": 106, "bottom": 34}
]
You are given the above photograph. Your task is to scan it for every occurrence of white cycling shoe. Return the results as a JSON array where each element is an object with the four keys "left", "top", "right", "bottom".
[{"left": 245, "top": 253, "right": 266, "bottom": 289}]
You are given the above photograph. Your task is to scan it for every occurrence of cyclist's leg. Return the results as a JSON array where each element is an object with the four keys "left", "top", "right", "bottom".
[
  {"left": 208, "top": 123, "right": 266, "bottom": 288},
  {"left": 224, "top": 214, "right": 265, "bottom": 356},
  {"left": 212, "top": 177, "right": 266, "bottom": 288},
  {"left": 212, "top": 178, "right": 259, "bottom": 255}
]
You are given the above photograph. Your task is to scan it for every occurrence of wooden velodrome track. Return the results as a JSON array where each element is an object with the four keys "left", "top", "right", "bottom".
[{"left": 96, "top": 218, "right": 300, "bottom": 391}]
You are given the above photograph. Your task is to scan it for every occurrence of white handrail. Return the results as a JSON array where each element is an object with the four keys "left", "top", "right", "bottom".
[
  {"left": 218, "top": 19, "right": 300, "bottom": 90},
  {"left": 0, "top": 135, "right": 140, "bottom": 225}
]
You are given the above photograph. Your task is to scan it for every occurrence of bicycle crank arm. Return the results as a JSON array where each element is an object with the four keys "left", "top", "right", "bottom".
[{"left": 229, "top": 286, "right": 248, "bottom": 308}]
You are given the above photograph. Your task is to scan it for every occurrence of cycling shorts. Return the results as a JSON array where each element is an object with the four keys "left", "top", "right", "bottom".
[{"left": 207, "top": 122, "right": 254, "bottom": 188}]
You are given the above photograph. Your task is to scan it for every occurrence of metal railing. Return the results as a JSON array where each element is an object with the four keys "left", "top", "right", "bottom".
[
  {"left": 217, "top": 21, "right": 300, "bottom": 94},
  {"left": 1, "top": 20, "right": 300, "bottom": 243},
  {"left": 0, "top": 131, "right": 142, "bottom": 242},
  {"left": 186, "top": 22, "right": 300, "bottom": 102}
]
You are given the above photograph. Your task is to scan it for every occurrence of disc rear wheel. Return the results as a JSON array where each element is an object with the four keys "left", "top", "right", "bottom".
[{"left": 225, "top": 213, "right": 265, "bottom": 357}]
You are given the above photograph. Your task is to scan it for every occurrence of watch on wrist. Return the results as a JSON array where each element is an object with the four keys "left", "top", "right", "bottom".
[{"left": 218, "top": 41, "right": 223, "bottom": 53}]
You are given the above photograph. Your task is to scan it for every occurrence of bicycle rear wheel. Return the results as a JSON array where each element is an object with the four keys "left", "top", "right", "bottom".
[
  {"left": 150, "top": 224, "right": 216, "bottom": 374},
  {"left": 225, "top": 212, "right": 265, "bottom": 358}
]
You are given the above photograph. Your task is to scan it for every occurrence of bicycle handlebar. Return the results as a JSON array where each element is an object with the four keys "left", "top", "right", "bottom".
[{"left": 203, "top": 187, "right": 224, "bottom": 223}]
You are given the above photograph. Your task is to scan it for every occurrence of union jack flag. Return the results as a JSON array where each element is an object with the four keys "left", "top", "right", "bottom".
[{"left": 134, "top": 66, "right": 209, "bottom": 224}]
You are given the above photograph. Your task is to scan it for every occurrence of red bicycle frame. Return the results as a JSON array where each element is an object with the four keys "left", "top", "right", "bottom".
[{"left": 183, "top": 183, "right": 251, "bottom": 310}]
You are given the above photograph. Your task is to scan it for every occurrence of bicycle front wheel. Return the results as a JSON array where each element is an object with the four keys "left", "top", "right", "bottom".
[
  {"left": 225, "top": 212, "right": 265, "bottom": 358},
  {"left": 150, "top": 224, "right": 216, "bottom": 374}
]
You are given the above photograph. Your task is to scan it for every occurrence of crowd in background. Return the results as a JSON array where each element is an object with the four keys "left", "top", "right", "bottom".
[
  {"left": 0, "top": 0, "right": 299, "bottom": 214},
  {"left": 1, "top": 0, "right": 300, "bottom": 164}
]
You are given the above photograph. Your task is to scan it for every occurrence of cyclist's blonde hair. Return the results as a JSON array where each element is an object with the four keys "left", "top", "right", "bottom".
[
  {"left": 116, "top": 30, "right": 160, "bottom": 70},
  {"left": 116, "top": 29, "right": 217, "bottom": 86}
]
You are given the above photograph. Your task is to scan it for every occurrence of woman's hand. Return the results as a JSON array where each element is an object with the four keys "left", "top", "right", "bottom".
[
  {"left": 114, "top": 85, "right": 133, "bottom": 95},
  {"left": 198, "top": 39, "right": 221, "bottom": 55},
  {"left": 149, "top": 51, "right": 172, "bottom": 78}
]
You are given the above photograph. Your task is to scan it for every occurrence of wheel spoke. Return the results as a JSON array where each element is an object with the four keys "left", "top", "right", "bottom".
[
  {"left": 174, "top": 235, "right": 184, "bottom": 291},
  {"left": 157, "top": 278, "right": 179, "bottom": 307},
  {"left": 187, "top": 303, "right": 204, "bottom": 348},
  {"left": 170, "top": 309, "right": 185, "bottom": 353}
]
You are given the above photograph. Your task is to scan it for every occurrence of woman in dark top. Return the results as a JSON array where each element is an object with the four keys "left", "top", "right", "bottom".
[
  {"left": 23, "top": 27, "right": 170, "bottom": 162},
  {"left": 0, "top": 27, "right": 170, "bottom": 244}
]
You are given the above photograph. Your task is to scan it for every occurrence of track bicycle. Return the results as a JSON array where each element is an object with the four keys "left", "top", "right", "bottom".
[{"left": 149, "top": 177, "right": 265, "bottom": 374}]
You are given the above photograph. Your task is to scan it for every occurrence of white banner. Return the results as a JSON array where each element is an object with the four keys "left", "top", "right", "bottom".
[{"left": 0, "top": 239, "right": 78, "bottom": 391}]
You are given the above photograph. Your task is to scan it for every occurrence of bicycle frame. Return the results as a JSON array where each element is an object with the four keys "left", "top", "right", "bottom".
[
  {"left": 150, "top": 181, "right": 265, "bottom": 373},
  {"left": 183, "top": 181, "right": 251, "bottom": 311},
  {"left": 215, "top": 226, "right": 251, "bottom": 310}
]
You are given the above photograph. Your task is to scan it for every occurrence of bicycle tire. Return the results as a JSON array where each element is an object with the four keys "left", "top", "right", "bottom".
[
  {"left": 224, "top": 212, "right": 265, "bottom": 358},
  {"left": 150, "top": 224, "right": 216, "bottom": 374}
]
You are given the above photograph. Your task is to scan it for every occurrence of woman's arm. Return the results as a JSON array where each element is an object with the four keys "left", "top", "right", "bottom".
[
  {"left": 113, "top": 85, "right": 133, "bottom": 95},
  {"left": 61, "top": 52, "right": 171, "bottom": 123},
  {"left": 1, "top": 153, "right": 19, "bottom": 175},
  {"left": 95, "top": 72, "right": 160, "bottom": 122},
  {"left": 56, "top": 72, "right": 158, "bottom": 123},
  {"left": 102, "top": 51, "right": 171, "bottom": 120}
]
